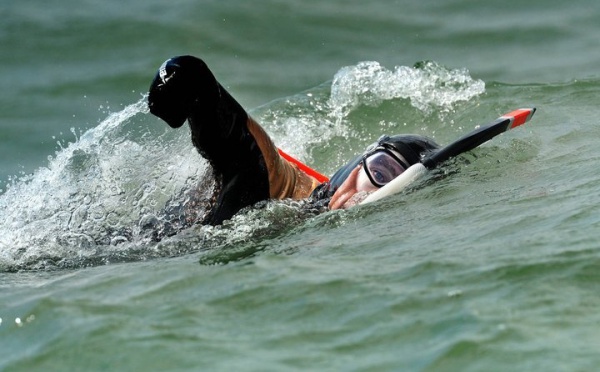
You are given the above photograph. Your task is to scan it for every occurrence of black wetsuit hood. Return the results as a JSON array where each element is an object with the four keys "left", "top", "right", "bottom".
[{"left": 312, "top": 134, "right": 439, "bottom": 200}]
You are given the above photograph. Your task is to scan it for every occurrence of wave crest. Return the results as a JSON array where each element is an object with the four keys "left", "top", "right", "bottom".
[{"left": 328, "top": 60, "right": 485, "bottom": 119}]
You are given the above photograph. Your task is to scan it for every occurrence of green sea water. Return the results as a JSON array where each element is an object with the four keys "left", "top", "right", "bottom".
[{"left": 2, "top": 0, "right": 600, "bottom": 370}]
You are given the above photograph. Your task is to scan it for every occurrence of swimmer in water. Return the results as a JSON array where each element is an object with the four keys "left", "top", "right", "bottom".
[{"left": 148, "top": 55, "right": 439, "bottom": 225}]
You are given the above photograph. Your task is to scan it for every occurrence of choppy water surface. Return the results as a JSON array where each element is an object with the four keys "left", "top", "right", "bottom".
[{"left": 2, "top": 0, "right": 600, "bottom": 370}]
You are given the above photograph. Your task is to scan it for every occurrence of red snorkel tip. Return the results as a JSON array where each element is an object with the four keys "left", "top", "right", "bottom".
[{"left": 502, "top": 108, "right": 536, "bottom": 129}]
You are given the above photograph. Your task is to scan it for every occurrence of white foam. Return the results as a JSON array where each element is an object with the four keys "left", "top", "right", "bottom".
[
  {"left": 0, "top": 98, "right": 209, "bottom": 270},
  {"left": 328, "top": 60, "right": 485, "bottom": 119}
]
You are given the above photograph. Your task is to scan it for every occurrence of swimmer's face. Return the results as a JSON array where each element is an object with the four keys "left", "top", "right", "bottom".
[{"left": 329, "top": 147, "right": 409, "bottom": 210}]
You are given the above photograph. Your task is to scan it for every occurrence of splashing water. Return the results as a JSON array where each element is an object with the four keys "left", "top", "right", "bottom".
[
  {"left": 0, "top": 98, "right": 214, "bottom": 271},
  {"left": 328, "top": 60, "right": 485, "bottom": 120},
  {"left": 256, "top": 60, "right": 485, "bottom": 164},
  {"left": 0, "top": 60, "right": 485, "bottom": 271}
]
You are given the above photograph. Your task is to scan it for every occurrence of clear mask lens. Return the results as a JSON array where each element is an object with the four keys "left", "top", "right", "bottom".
[{"left": 363, "top": 150, "right": 407, "bottom": 187}]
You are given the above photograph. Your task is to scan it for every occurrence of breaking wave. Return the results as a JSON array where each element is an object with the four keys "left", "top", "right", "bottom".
[{"left": 0, "top": 60, "right": 485, "bottom": 271}]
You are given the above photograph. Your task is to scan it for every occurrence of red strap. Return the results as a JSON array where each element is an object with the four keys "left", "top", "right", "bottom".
[{"left": 278, "top": 148, "right": 329, "bottom": 183}]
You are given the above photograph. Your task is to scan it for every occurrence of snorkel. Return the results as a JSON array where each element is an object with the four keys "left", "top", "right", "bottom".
[{"left": 360, "top": 108, "right": 537, "bottom": 205}]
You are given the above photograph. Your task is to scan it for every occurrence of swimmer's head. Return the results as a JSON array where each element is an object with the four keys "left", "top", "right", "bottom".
[
  {"left": 148, "top": 55, "right": 219, "bottom": 128},
  {"left": 327, "top": 134, "right": 439, "bottom": 209}
]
